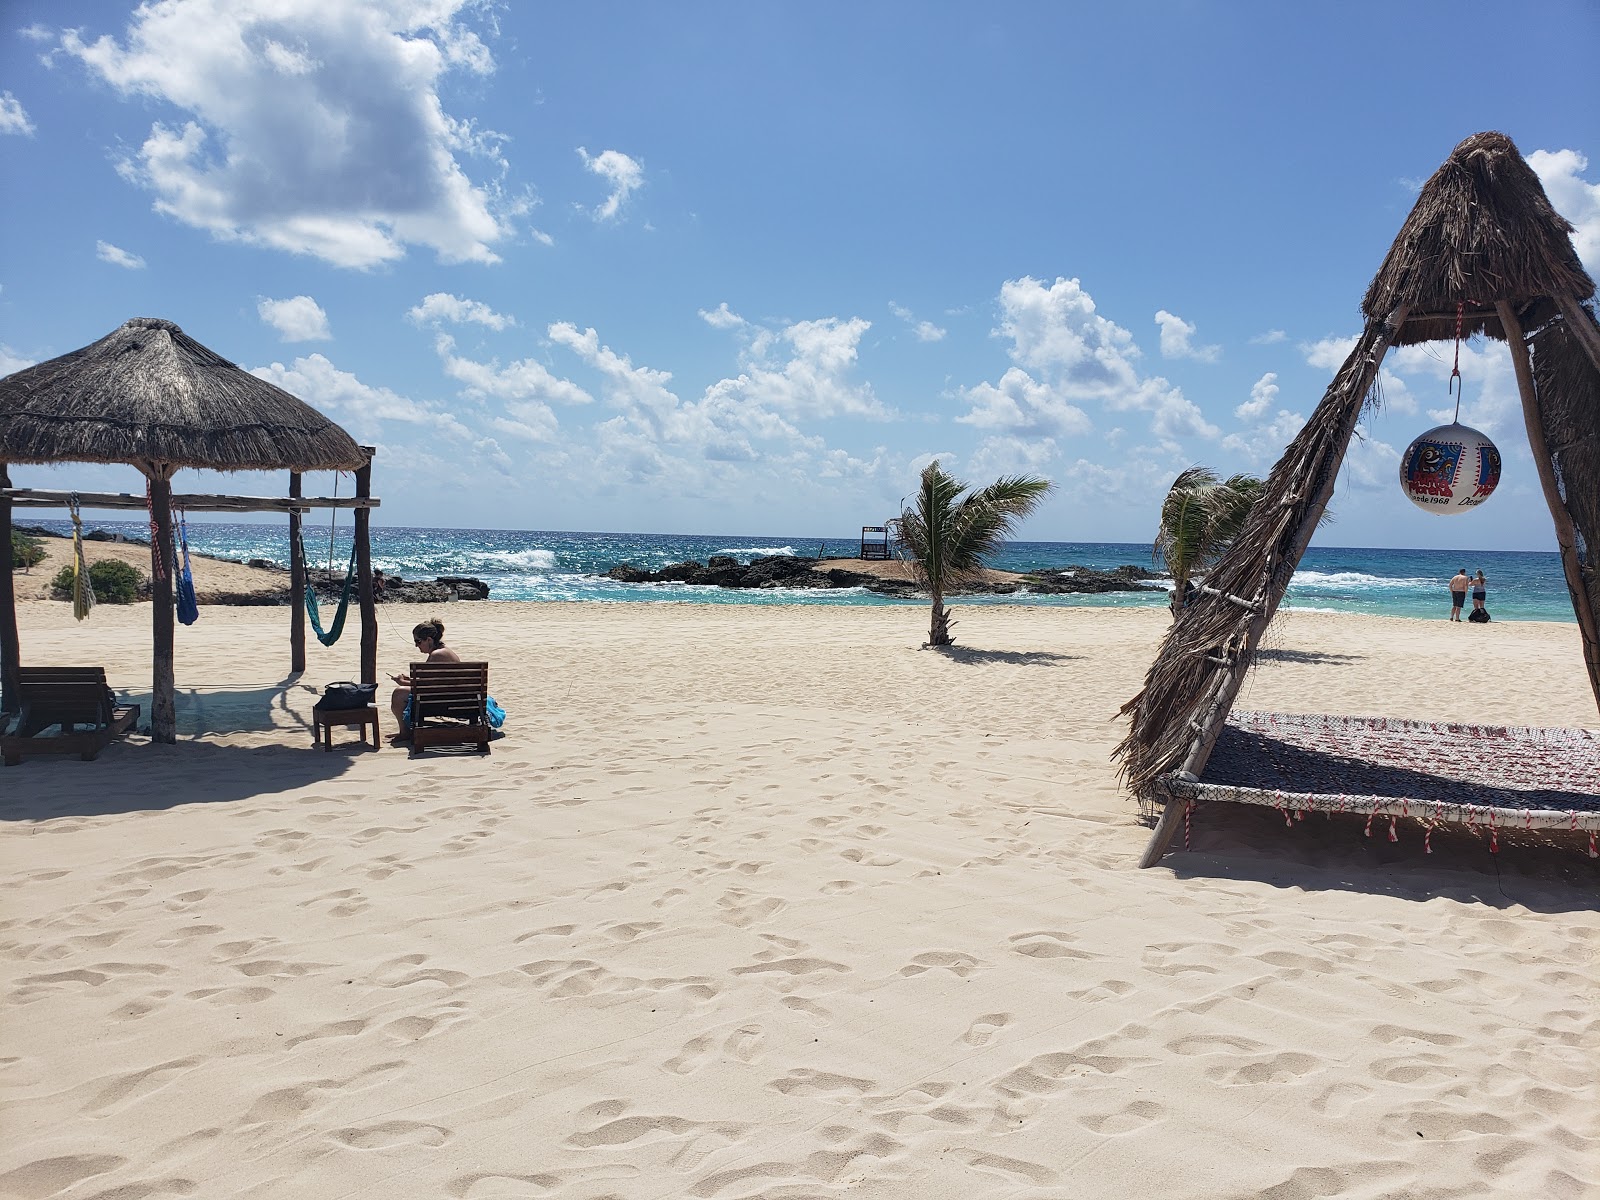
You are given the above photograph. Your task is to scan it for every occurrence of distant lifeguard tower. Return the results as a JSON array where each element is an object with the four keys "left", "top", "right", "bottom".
[{"left": 859, "top": 524, "right": 890, "bottom": 560}]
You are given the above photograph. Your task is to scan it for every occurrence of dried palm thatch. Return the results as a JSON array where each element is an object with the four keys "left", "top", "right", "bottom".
[
  {"left": 1363, "top": 131, "right": 1593, "bottom": 346},
  {"left": 0, "top": 317, "right": 366, "bottom": 472},
  {"left": 1117, "top": 132, "right": 1600, "bottom": 867}
]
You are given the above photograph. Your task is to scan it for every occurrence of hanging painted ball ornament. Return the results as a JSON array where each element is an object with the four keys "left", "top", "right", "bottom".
[{"left": 1399, "top": 422, "right": 1501, "bottom": 514}]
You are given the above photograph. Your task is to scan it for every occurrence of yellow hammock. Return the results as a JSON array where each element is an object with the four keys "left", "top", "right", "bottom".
[{"left": 71, "top": 494, "right": 96, "bottom": 622}]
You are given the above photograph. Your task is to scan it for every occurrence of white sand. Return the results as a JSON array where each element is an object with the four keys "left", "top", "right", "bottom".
[{"left": 2, "top": 600, "right": 1596, "bottom": 1199}]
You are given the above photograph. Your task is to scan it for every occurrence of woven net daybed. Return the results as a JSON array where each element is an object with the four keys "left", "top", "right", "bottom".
[
  {"left": 1118, "top": 131, "right": 1600, "bottom": 869},
  {"left": 1148, "top": 712, "right": 1600, "bottom": 857}
]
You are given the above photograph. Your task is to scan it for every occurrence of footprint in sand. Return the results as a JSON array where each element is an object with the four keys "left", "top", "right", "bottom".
[
  {"left": 1009, "top": 931, "right": 1096, "bottom": 961},
  {"left": 1077, "top": 1099, "right": 1165, "bottom": 1135},
  {"left": 900, "top": 951, "right": 984, "bottom": 979},
  {"left": 663, "top": 1035, "right": 715, "bottom": 1075},
  {"left": 769, "top": 1068, "right": 875, "bottom": 1096},
  {"left": 330, "top": 1121, "right": 450, "bottom": 1149},
  {"left": 0, "top": 1154, "right": 126, "bottom": 1199},
  {"left": 960, "top": 1013, "right": 1013, "bottom": 1047},
  {"left": 1205, "top": 1052, "right": 1322, "bottom": 1086}
]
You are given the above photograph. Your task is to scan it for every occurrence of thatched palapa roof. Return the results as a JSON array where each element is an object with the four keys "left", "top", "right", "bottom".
[
  {"left": 1118, "top": 131, "right": 1600, "bottom": 827},
  {"left": 1363, "top": 132, "right": 1593, "bottom": 346},
  {"left": 0, "top": 317, "right": 366, "bottom": 472}
]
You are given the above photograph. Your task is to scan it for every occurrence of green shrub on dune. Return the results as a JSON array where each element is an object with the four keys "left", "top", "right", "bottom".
[
  {"left": 50, "top": 558, "right": 144, "bottom": 604},
  {"left": 10, "top": 530, "right": 46, "bottom": 569}
]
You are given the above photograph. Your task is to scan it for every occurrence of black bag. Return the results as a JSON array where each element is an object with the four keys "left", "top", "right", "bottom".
[
  {"left": 321, "top": 681, "right": 377, "bottom": 710},
  {"left": 1467, "top": 608, "right": 1490, "bottom": 623}
]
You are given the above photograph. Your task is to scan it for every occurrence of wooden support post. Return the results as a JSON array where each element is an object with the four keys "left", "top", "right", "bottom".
[
  {"left": 355, "top": 448, "right": 376, "bottom": 686},
  {"left": 147, "top": 466, "right": 177, "bottom": 744},
  {"left": 0, "top": 463, "right": 19, "bottom": 717},
  {"left": 1137, "top": 309, "right": 1407, "bottom": 868},
  {"left": 289, "top": 471, "right": 305, "bottom": 675},
  {"left": 1137, "top": 789, "right": 1186, "bottom": 869},
  {"left": 1498, "top": 301, "right": 1600, "bottom": 714}
]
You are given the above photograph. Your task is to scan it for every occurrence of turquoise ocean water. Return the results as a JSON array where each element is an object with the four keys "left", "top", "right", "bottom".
[{"left": 22, "top": 519, "right": 1576, "bottom": 623}]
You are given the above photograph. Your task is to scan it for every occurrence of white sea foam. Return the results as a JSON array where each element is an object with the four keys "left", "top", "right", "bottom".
[
  {"left": 475, "top": 548, "right": 557, "bottom": 570},
  {"left": 716, "top": 545, "right": 797, "bottom": 557},
  {"left": 1290, "top": 570, "right": 1430, "bottom": 590}
]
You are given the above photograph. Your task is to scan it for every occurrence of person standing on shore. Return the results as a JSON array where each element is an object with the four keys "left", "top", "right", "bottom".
[
  {"left": 1449, "top": 568, "right": 1469, "bottom": 621},
  {"left": 1471, "top": 570, "right": 1488, "bottom": 614}
]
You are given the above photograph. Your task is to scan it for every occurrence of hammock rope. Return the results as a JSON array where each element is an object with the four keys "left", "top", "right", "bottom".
[{"left": 70, "top": 493, "right": 95, "bottom": 622}]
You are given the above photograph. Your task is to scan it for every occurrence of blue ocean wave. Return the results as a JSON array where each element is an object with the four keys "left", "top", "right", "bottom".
[{"left": 18, "top": 520, "right": 1574, "bottom": 622}]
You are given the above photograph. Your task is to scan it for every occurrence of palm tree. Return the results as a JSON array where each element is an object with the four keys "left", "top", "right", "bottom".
[
  {"left": 1154, "top": 466, "right": 1263, "bottom": 615},
  {"left": 897, "top": 461, "right": 1054, "bottom": 647}
]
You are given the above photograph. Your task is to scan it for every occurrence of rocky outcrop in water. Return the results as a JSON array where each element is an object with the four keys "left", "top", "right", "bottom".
[{"left": 605, "top": 555, "right": 1160, "bottom": 599}]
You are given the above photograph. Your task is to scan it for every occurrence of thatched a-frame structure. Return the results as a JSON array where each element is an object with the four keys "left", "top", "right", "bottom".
[
  {"left": 1118, "top": 132, "right": 1600, "bottom": 867},
  {"left": 0, "top": 318, "right": 381, "bottom": 745}
]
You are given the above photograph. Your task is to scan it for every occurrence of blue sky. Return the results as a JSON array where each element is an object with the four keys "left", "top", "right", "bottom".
[{"left": 2, "top": 1, "right": 1597, "bottom": 550}]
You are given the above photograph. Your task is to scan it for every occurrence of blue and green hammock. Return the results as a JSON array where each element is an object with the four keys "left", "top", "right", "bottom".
[{"left": 302, "top": 539, "right": 359, "bottom": 647}]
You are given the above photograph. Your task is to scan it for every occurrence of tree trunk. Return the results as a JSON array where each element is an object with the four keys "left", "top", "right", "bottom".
[{"left": 927, "top": 588, "right": 952, "bottom": 646}]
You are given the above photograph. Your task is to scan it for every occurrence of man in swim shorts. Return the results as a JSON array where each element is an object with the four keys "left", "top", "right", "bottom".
[{"left": 1449, "top": 568, "right": 1469, "bottom": 621}]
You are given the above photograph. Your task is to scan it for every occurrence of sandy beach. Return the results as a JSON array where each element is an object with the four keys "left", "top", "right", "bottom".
[{"left": 2, "top": 598, "right": 1596, "bottom": 1199}]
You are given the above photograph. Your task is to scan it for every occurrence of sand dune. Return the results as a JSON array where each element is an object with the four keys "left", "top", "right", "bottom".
[{"left": 1, "top": 600, "right": 1595, "bottom": 1198}]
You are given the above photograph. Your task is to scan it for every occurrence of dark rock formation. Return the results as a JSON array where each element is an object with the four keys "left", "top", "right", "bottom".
[
  {"left": 1018, "top": 565, "right": 1162, "bottom": 594},
  {"left": 605, "top": 556, "right": 1160, "bottom": 599}
]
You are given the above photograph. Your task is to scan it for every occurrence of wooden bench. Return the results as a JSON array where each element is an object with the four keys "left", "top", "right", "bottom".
[
  {"left": 409, "top": 661, "right": 491, "bottom": 756},
  {"left": 2, "top": 666, "right": 140, "bottom": 766}
]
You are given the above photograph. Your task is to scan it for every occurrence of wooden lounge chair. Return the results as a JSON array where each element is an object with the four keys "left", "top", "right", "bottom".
[
  {"left": 2, "top": 666, "right": 140, "bottom": 766},
  {"left": 408, "top": 661, "right": 491, "bottom": 757}
]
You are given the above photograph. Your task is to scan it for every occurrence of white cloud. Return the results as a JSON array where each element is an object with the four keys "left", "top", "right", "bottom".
[
  {"left": 889, "top": 301, "right": 946, "bottom": 342},
  {"left": 1220, "top": 408, "right": 1306, "bottom": 463},
  {"left": 711, "top": 316, "right": 887, "bottom": 421},
  {"left": 1235, "top": 372, "right": 1278, "bottom": 421},
  {"left": 434, "top": 332, "right": 593, "bottom": 409},
  {"left": 258, "top": 295, "right": 331, "bottom": 341},
  {"left": 699, "top": 302, "right": 746, "bottom": 330},
  {"left": 61, "top": 0, "right": 515, "bottom": 269},
  {"left": 95, "top": 240, "right": 145, "bottom": 269},
  {"left": 0, "top": 91, "right": 34, "bottom": 135},
  {"left": 956, "top": 366, "right": 1091, "bottom": 438},
  {"left": 1154, "top": 310, "right": 1220, "bottom": 362},
  {"left": 1250, "top": 330, "right": 1287, "bottom": 345},
  {"left": 0, "top": 345, "right": 36, "bottom": 376},
  {"left": 253, "top": 353, "right": 450, "bottom": 430},
  {"left": 1529, "top": 147, "right": 1600, "bottom": 278},
  {"left": 1302, "top": 334, "right": 1359, "bottom": 372},
  {"left": 577, "top": 147, "right": 643, "bottom": 221},
  {"left": 979, "top": 276, "right": 1217, "bottom": 444},
  {"left": 406, "top": 292, "right": 515, "bottom": 331}
]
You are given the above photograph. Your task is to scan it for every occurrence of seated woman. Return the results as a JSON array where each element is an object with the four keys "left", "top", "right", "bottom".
[{"left": 389, "top": 617, "right": 462, "bottom": 736}]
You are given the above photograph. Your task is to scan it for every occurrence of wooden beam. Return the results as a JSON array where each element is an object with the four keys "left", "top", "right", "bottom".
[
  {"left": 0, "top": 463, "right": 18, "bottom": 717},
  {"left": 355, "top": 449, "right": 377, "bottom": 687},
  {"left": 289, "top": 472, "right": 305, "bottom": 675},
  {"left": 1498, "top": 300, "right": 1600, "bottom": 715},
  {"left": 1139, "top": 308, "right": 1408, "bottom": 868},
  {"left": 2, "top": 488, "right": 380, "bottom": 512},
  {"left": 146, "top": 468, "right": 177, "bottom": 744}
]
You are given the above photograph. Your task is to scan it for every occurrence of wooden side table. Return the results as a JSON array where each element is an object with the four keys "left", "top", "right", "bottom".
[{"left": 311, "top": 704, "right": 381, "bottom": 751}]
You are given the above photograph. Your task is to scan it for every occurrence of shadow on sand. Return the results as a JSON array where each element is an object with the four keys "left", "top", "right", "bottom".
[
  {"left": 1255, "top": 648, "right": 1365, "bottom": 666},
  {"left": 932, "top": 647, "right": 1080, "bottom": 666},
  {"left": 0, "top": 673, "right": 378, "bottom": 821},
  {"left": 1158, "top": 802, "right": 1599, "bottom": 914}
]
